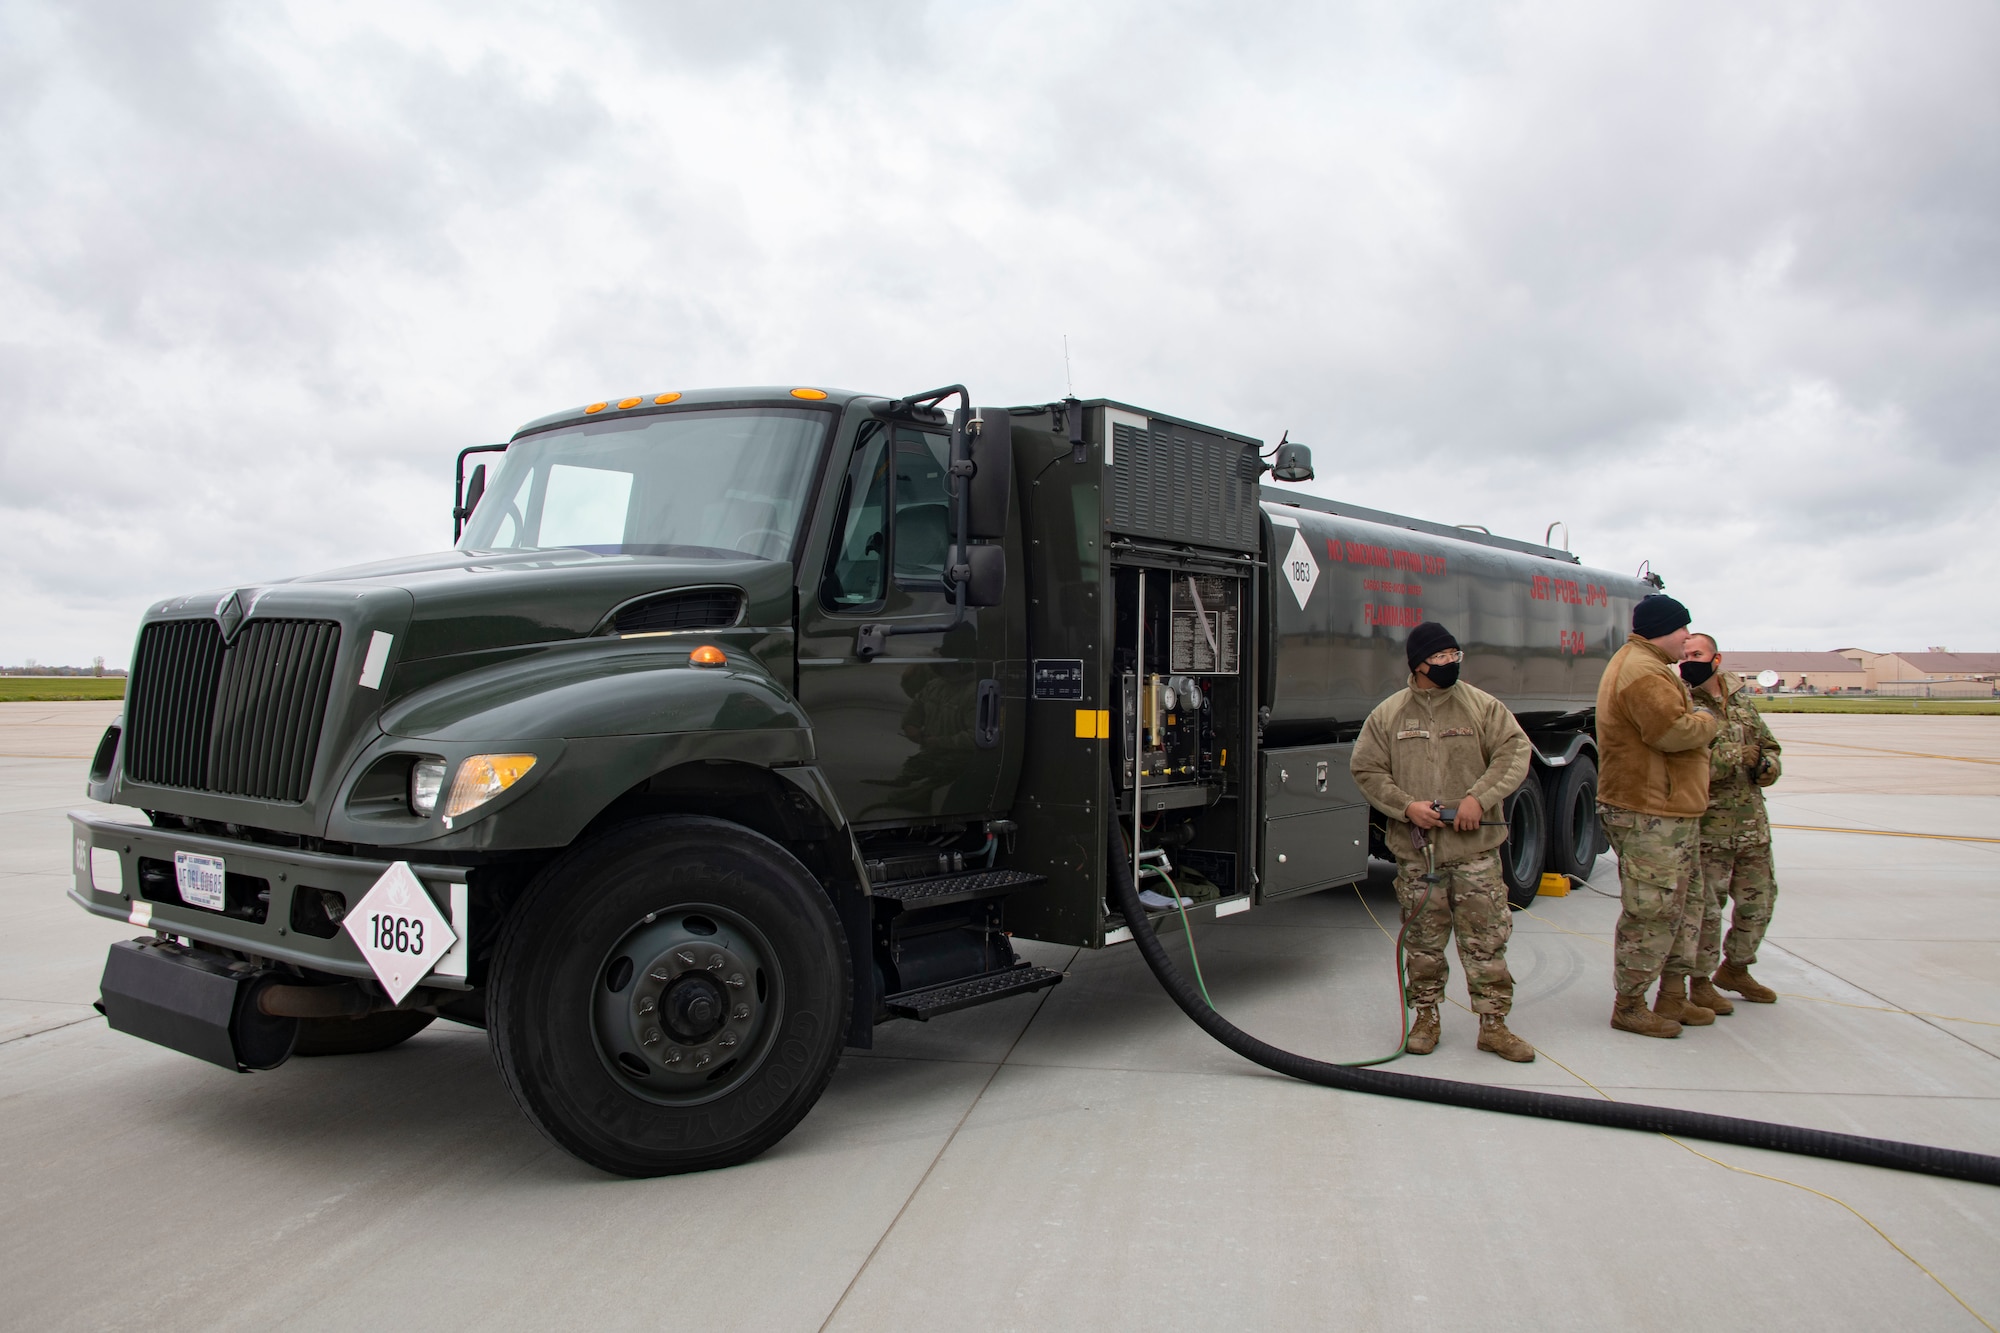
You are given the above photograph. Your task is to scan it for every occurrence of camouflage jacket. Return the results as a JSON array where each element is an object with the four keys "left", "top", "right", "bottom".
[{"left": 1690, "top": 671, "right": 1781, "bottom": 847}]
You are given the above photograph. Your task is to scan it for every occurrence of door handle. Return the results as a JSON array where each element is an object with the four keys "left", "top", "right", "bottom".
[{"left": 976, "top": 679, "right": 1001, "bottom": 749}]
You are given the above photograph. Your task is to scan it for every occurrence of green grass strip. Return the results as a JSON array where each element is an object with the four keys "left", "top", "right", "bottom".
[{"left": 0, "top": 678, "right": 126, "bottom": 701}]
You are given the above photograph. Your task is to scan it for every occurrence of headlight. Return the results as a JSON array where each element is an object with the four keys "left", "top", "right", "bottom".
[
  {"left": 409, "top": 758, "right": 448, "bottom": 816},
  {"left": 444, "top": 753, "right": 538, "bottom": 821}
]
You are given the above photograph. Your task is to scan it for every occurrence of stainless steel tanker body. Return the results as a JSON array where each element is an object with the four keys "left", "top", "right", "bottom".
[{"left": 1258, "top": 493, "right": 1655, "bottom": 745}]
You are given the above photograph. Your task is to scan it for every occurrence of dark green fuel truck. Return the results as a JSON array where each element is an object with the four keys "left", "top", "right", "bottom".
[{"left": 71, "top": 385, "right": 1649, "bottom": 1176}]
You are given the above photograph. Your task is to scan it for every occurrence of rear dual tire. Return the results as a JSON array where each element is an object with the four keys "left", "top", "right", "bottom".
[
  {"left": 488, "top": 815, "right": 850, "bottom": 1178},
  {"left": 1499, "top": 755, "right": 1602, "bottom": 909}
]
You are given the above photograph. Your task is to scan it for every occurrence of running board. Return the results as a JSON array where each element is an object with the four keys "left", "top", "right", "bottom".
[
  {"left": 869, "top": 868, "right": 1046, "bottom": 910},
  {"left": 882, "top": 964, "right": 1063, "bottom": 1021}
]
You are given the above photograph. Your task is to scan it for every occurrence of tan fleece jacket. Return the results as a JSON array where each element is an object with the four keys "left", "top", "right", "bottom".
[
  {"left": 1594, "top": 633, "right": 1718, "bottom": 817},
  {"left": 1351, "top": 678, "right": 1532, "bottom": 864}
]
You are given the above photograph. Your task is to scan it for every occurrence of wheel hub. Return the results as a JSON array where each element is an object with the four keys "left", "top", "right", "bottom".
[{"left": 595, "top": 912, "right": 775, "bottom": 1100}]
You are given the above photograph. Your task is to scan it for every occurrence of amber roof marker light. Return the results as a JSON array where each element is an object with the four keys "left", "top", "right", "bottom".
[
  {"left": 654, "top": 392, "right": 682, "bottom": 405},
  {"left": 584, "top": 401, "right": 608, "bottom": 414},
  {"left": 617, "top": 397, "right": 643, "bottom": 409},
  {"left": 689, "top": 645, "right": 728, "bottom": 667},
  {"left": 789, "top": 387, "right": 828, "bottom": 400}
]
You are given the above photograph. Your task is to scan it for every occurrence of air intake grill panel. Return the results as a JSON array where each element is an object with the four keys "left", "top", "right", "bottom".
[
  {"left": 125, "top": 618, "right": 341, "bottom": 803},
  {"left": 612, "top": 588, "right": 744, "bottom": 635},
  {"left": 1106, "top": 414, "right": 1261, "bottom": 554}
]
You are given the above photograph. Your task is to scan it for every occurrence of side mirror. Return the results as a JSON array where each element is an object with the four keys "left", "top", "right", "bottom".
[
  {"left": 1271, "top": 441, "right": 1314, "bottom": 483},
  {"left": 965, "top": 409, "right": 1013, "bottom": 539},
  {"left": 960, "top": 544, "right": 1006, "bottom": 608},
  {"left": 454, "top": 442, "right": 506, "bottom": 541},
  {"left": 462, "top": 464, "right": 488, "bottom": 521}
]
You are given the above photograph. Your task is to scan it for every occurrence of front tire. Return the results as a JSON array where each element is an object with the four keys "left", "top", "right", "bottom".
[
  {"left": 1500, "top": 777, "right": 1548, "bottom": 909},
  {"left": 488, "top": 816, "right": 849, "bottom": 1178}
]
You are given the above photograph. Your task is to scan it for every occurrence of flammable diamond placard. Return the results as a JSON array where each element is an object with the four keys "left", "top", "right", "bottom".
[
  {"left": 342, "top": 861, "right": 457, "bottom": 1004},
  {"left": 1281, "top": 528, "right": 1319, "bottom": 609}
]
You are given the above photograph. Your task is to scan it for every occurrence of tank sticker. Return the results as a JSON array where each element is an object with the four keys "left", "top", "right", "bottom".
[
  {"left": 357, "top": 630, "right": 394, "bottom": 690},
  {"left": 1531, "top": 574, "right": 1610, "bottom": 606},
  {"left": 1365, "top": 603, "right": 1424, "bottom": 627},
  {"left": 1280, "top": 529, "right": 1319, "bottom": 609},
  {"left": 1397, "top": 728, "right": 1431, "bottom": 740},
  {"left": 1327, "top": 537, "right": 1447, "bottom": 576}
]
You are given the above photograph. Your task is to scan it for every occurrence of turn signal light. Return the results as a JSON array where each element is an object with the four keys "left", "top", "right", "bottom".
[
  {"left": 443, "top": 753, "right": 539, "bottom": 822},
  {"left": 689, "top": 645, "right": 727, "bottom": 667},
  {"left": 584, "top": 401, "right": 608, "bottom": 414},
  {"left": 790, "top": 387, "right": 828, "bottom": 400},
  {"left": 654, "top": 392, "right": 682, "bottom": 405}
]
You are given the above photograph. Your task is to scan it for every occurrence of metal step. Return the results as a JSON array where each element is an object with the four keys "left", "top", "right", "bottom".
[
  {"left": 882, "top": 964, "right": 1063, "bottom": 1021},
  {"left": 869, "top": 867, "right": 1046, "bottom": 910}
]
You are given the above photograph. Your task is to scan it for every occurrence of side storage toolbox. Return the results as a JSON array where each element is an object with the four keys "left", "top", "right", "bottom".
[{"left": 1260, "top": 742, "right": 1368, "bottom": 899}]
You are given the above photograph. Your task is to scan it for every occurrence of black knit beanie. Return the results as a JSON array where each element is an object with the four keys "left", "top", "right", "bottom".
[
  {"left": 1406, "top": 621, "right": 1459, "bottom": 670},
  {"left": 1632, "top": 594, "right": 1691, "bottom": 639}
]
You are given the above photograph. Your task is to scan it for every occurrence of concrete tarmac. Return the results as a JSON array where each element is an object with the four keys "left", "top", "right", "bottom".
[{"left": 2, "top": 703, "right": 1996, "bottom": 1330}]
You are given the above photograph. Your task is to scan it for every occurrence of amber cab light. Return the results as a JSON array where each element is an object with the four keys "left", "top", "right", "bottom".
[
  {"left": 443, "top": 753, "right": 539, "bottom": 822},
  {"left": 584, "top": 401, "right": 608, "bottom": 414},
  {"left": 654, "top": 392, "right": 682, "bottom": 405},
  {"left": 789, "top": 387, "right": 828, "bottom": 400},
  {"left": 617, "top": 397, "right": 642, "bottom": 409},
  {"left": 689, "top": 645, "right": 727, "bottom": 667}
]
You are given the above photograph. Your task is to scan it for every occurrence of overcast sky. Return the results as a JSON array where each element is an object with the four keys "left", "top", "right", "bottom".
[{"left": 4, "top": 0, "right": 1997, "bottom": 666}]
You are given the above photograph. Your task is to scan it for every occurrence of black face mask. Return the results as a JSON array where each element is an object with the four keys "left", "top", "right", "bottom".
[
  {"left": 1424, "top": 661, "right": 1461, "bottom": 689},
  {"left": 1680, "top": 660, "right": 1716, "bottom": 687}
]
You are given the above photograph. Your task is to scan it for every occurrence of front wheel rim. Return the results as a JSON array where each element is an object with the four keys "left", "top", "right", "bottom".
[{"left": 590, "top": 904, "right": 784, "bottom": 1107}]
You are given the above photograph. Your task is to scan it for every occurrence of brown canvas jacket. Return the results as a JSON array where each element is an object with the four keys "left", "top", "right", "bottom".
[
  {"left": 1351, "top": 677, "right": 1532, "bottom": 865},
  {"left": 1595, "top": 633, "right": 1718, "bottom": 817}
]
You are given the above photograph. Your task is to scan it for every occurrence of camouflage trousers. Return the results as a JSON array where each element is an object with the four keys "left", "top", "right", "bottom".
[
  {"left": 1599, "top": 806, "right": 1704, "bottom": 998},
  {"left": 1697, "top": 839, "right": 1779, "bottom": 973},
  {"left": 1390, "top": 847, "right": 1515, "bottom": 1015}
]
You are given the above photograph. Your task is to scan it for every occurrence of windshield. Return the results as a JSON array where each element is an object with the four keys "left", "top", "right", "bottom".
[{"left": 459, "top": 407, "right": 831, "bottom": 561}]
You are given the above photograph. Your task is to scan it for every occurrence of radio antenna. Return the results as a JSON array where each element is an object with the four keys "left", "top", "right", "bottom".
[{"left": 1063, "top": 334, "right": 1074, "bottom": 398}]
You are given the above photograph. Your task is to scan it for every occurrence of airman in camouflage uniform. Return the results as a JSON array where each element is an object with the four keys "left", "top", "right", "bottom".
[
  {"left": 1595, "top": 595, "right": 1719, "bottom": 1038},
  {"left": 1682, "top": 638, "right": 1782, "bottom": 1006},
  {"left": 1352, "top": 622, "right": 1536, "bottom": 1062}
]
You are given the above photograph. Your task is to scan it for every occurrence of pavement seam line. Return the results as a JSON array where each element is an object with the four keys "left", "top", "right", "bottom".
[
  {"left": 1779, "top": 738, "right": 2000, "bottom": 767},
  {"left": 1529, "top": 1041, "right": 1996, "bottom": 1332},
  {"left": 1762, "top": 939, "right": 2000, "bottom": 1064},
  {"left": 816, "top": 947, "right": 1079, "bottom": 1332},
  {"left": 1770, "top": 823, "right": 2000, "bottom": 846},
  {"left": 0, "top": 1014, "right": 98, "bottom": 1047},
  {"left": 1434, "top": 883, "right": 1996, "bottom": 1328},
  {"left": 1518, "top": 908, "right": 2000, "bottom": 1031}
]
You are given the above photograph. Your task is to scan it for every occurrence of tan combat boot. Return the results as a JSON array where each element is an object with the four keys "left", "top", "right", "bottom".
[
  {"left": 1654, "top": 974, "right": 1715, "bottom": 1026},
  {"left": 1477, "top": 1014, "right": 1535, "bottom": 1063},
  {"left": 1713, "top": 961, "right": 1777, "bottom": 1003},
  {"left": 1406, "top": 1005, "right": 1440, "bottom": 1055},
  {"left": 1613, "top": 994, "right": 1683, "bottom": 1038},
  {"left": 1688, "top": 975, "right": 1735, "bottom": 1016}
]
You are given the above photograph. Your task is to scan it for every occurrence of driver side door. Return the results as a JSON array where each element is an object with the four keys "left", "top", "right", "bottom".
[{"left": 796, "top": 418, "right": 1006, "bottom": 825}]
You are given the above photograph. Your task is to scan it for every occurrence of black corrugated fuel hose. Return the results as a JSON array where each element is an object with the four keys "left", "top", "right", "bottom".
[{"left": 1105, "top": 827, "right": 2000, "bottom": 1188}]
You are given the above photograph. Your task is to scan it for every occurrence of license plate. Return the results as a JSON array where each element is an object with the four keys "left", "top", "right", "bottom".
[{"left": 174, "top": 851, "right": 227, "bottom": 912}]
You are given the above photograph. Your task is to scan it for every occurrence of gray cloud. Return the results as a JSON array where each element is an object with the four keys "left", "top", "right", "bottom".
[{"left": 2, "top": 0, "right": 1997, "bottom": 665}]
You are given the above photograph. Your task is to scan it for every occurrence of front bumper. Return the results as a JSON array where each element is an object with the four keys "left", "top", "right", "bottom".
[{"left": 69, "top": 811, "right": 471, "bottom": 990}]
